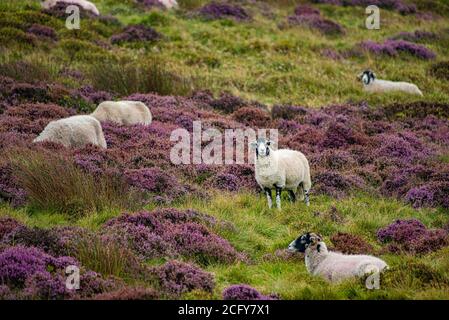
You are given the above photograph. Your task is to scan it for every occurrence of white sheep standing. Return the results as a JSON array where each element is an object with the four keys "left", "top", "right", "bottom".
[
  {"left": 33, "top": 115, "right": 107, "bottom": 149},
  {"left": 251, "top": 138, "right": 311, "bottom": 210},
  {"left": 41, "top": 0, "right": 100, "bottom": 16},
  {"left": 288, "top": 232, "right": 388, "bottom": 283},
  {"left": 91, "top": 101, "right": 152, "bottom": 126},
  {"left": 358, "top": 70, "right": 423, "bottom": 96}
]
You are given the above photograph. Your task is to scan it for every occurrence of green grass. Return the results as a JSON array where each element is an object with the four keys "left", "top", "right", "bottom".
[{"left": 2, "top": 192, "right": 448, "bottom": 299}]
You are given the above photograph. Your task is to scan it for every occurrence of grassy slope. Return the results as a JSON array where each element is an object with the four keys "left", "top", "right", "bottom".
[{"left": 1, "top": 0, "right": 449, "bottom": 299}]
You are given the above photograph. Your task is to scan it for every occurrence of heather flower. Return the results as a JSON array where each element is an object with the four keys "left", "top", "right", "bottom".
[
  {"left": 71, "top": 85, "right": 113, "bottom": 105},
  {"left": 359, "top": 40, "right": 436, "bottom": 60},
  {"left": 94, "top": 286, "right": 159, "bottom": 300},
  {"left": 151, "top": 260, "right": 214, "bottom": 297},
  {"left": 288, "top": 14, "right": 345, "bottom": 35},
  {"left": 377, "top": 219, "right": 449, "bottom": 255},
  {"left": 4, "top": 103, "right": 72, "bottom": 121},
  {"left": 0, "top": 162, "right": 27, "bottom": 207},
  {"left": 232, "top": 107, "right": 270, "bottom": 128},
  {"left": 27, "top": 24, "right": 57, "bottom": 41},
  {"left": 271, "top": 104, "right": 307, "bottom": 120},
  {"left": 0, "top": 217, "right": 24, "bottom": 240},
  {"left": 111, "top": 25, "right": 162, "bottom": 44},
  {"left": 199, "top": 2, "right": 250, "bottom": 21},
  {"left": 389, "top": 30, "right": 437, "bottom": 43},
  {"left": 294, "top": 5, "right": 320, "bottom": 16},
  {"left": 222, "top": 284, "right": 279, "bottom": 300},
  {"left": 330, "top": 232, "right": 374, "bottom": 254},
  {"left": 0, "top": 246, "right": 78, "bottom": 286},
  {"left": 23, "top": 271, "right": 73, "bottom": 300}
]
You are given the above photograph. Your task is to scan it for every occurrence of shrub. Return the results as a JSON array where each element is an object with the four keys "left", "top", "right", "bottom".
[
  {"left": 377, "top": 219, "right": 449, "bottom": 255},
  {"left": 0, "top": 217, "right": 24, "bottom": 240},
  {"left": 94, "top": 286, "right": 159, "bottom": 300},
  {"left": 330, "top": 232, "right": 374, "bottom": 254},
  {"left": 110, "top": 25, "right": 162, "bottom": 44},
  {"left": 389, "top": 30, "right": 437, "bottom": 43},
  {"left": 222, "top": 284, "right": 279, "bottom": 300},
  {"left": 199, "top": 2, "right": 250, "bottom": 21},
  {"left": 287, "top": 9, "right": 345, "bottom": 35},
  {"left": 27, "top": 24, "right": 57, "bottom": 41},
  {"left": 271, "top": 104, "right": 307, "bottom": 120},
  {"left": 359, "top": 40, "right": 436, "bottom": 60},
  {"left": 0, "top": 246, "right": 77, "bottom": 287},
  {"left": 151, "top": 260, "right": 214, "bottom": 297},
  {"left": 9, "top": 150, "right": 140, "bottom": 217},
  {"left": 232, "top": 107, "right": 270, "bottom": 127},
  {"left": 0, "top": 57, "right": 57, "bottom": 84}
]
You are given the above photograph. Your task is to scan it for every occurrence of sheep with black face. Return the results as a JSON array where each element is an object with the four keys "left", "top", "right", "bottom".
[
  {"left": 251, "top": 138, "right": 311, "bottom": 210},
  {"left": 358, "top": 70, "right": 423, "bottom": 96},
  {"left": 288, "top": 232, "right": 388, "bottom": 283}
]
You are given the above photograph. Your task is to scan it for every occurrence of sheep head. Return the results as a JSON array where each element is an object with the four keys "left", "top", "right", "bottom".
[{"left": 288, "top": 232, "right": 323, "bottom": 253}]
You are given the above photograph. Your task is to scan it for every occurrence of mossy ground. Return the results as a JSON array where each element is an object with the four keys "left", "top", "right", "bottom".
[{"left": 1, "top": 0, "right": 449, "bottom": 299}]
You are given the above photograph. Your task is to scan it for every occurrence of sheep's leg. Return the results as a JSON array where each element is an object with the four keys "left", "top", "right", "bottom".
[
  {"left": 275, "top": 186, "right": 282, "bottom": 210},
  {"left": 264, "top": 188, "right": 272, "bottom": 209},
  {"left": 288, "top": 190, "right": 296, "bottom": 203},
  {"left": 304, "top": 189, "right": 310, "bottom": 207},
  {"left": 297, "top": 183, "right": 304, "bottom": 201}
]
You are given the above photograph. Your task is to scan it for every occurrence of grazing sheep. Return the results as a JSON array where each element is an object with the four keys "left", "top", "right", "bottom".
[
  {"left": 41, "top": 0, "right": 100, "bottom": 16},
  {"left": 251, "top": 138, "right": 311, "bottom": 210},
  {"left": 358, "top": 70, "right": 423, "bottom": 96},
  {"left": 288, "top": 232, "right": 388, "bottom": 283},
  {"left": 33, "top": 115, "right": 107, "bottom": 148},
  {"left": 159, "top": 0, "right": 178, "bottom": 9},
  {"left": 91, "top": 101, "right": 152, "bottom": 126}
]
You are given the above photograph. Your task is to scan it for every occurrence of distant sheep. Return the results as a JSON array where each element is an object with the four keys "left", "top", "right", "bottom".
[
  {"left": 252, "top": 138, "right": 311, "bottom": 210},
  {"left": 159, "top": 0, "right": 178, "bottom": 9},
  {"left": 288, "top": 232, "right": 388, "bottom": 283},
  {"left": 91, "top": 101, "right": 152, "bottom": 126},
  {"left": 41, "top": 0, "right": 100, "bottom": 16},
  {"left": 358, "top": 70, "right": 423, "bottom": 96},
  {"left": 33, "top": 115, "right": 107, "bottom": 148}
]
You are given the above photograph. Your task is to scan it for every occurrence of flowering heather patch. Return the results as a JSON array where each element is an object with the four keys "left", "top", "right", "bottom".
[
  {"left": 71, "top": 85, "right": 113, "bottom": 105},
  {"left": 389, "top": 30, "right": 437, "bottom": 43},
  {"left": 330, "top": 232, "right": 374, "bottom": 254},
  {"left": 232, "top": 107, "right": 271, "bottom": 128},
  {"left": 294, "top": 5, "right": 321, "bottom": 16},
  {"left": 0, "top": 246, "right": 77, "bottom": 286},
  {"left": 406, "top": 182, "right": 449, "bottom": 209},
  {"left": 4, "top": 103, "right": 71, "bottom": 121},
  {"left": 311, "top": 0, "right": 417, "bottom": 14},
  {"left": 359, "top": 40, "right": 436, "bottom": 60},
  {"left": 151, "top": 260, "right": 214, "bottom": 297},
  {"left": 94, "top": 286, "right": 159, "bottom": 300},
  {"left": 124, "top": 168, "right": 186, "bottom": 203},
  {"left": 287, "top": 14, "right": 345, "bottom": 35},
  {"left": 0, "top": 162, "right": 27, "bottom": 207},
  {"left": 27, "top": 24, "right": 57, "bottom": 41},
  {"left": 23, "top": 271, "right": 74, "bottom": 300},
  {"left": 104, "top": 209, "right": 242, "bottom": 264},
  {"left": 271, "top": 104, "right": 307, "bottom": 120},
  {"left": 110, "top": 25, "right": 162, "bottom": 44},
  {"left": 377, "top": 219, "right": 449, "bottom": 255},
  {"left": 0, "top": 217, "right": 24, "bottom": 240},
  {"left": 222, "top": 284, "right": 279, "bottom": 300},
  {"left": 199, "top": 2, "right": 250, "bottom": 21}
]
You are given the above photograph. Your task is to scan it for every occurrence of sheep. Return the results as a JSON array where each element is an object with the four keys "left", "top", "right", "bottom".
[
  {"left": 91, "top": 101, "right": 152, "bottom": 126},
  {"left": 358, "top": 70, "right": 423, "bottom": 96},
  {"left": 288, "top": 232, "right": 388, "bottom": 283},
  {"left": 41, "top": 0, "right": 100, "bottom": 16},
  {"left": 158, "top": 0, "right": 178, "bottom": 9},
  {"left": 33, "top": 115, "right": 107, "bottom": 149},
  {"left": 251, "top": 138, "right": 311, "bottom": 210}
]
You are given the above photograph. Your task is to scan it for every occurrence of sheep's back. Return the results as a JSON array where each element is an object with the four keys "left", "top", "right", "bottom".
[{"left": 276, "top": 149, "right": 309, "bottom": 189}]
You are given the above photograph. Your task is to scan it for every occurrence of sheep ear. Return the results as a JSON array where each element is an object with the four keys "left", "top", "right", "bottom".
[{"left": 266, "top": 140, "right": 271, "bottom": 146}]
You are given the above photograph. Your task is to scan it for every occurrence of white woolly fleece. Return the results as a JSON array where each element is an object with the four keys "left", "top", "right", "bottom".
[{"left": 91, "top": 101, "right": 152, "bottom": 126}]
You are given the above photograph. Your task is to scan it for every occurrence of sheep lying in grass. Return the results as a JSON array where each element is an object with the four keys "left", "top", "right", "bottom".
[
  {"left": 358, "top": 70, "right": 423, "bottom": 96},
  {"left": 288, "top": 232, "right": 388, "bottom": 283},
  {"left": 33, "top": 115, "right": 107, "bottom": 148},
  {"left": 251, "top": 138, "right": 311, "bottom": 210},
  {"left": 91, "top": 101, "right": 152, "bottom": 126},
  {"left": 41, "top": 0, "right": 100, "bottom": 16}
]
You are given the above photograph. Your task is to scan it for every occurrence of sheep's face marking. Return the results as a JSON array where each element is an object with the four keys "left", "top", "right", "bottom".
[
  {"left": 358, "top": 70, "right": 375, "bottom": 85},
  {"left": 288, "top": 232, "right": 322, "bottom": 253},
  {"left": 251, "top": 138, "right": 271, "bottom": 159}
]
